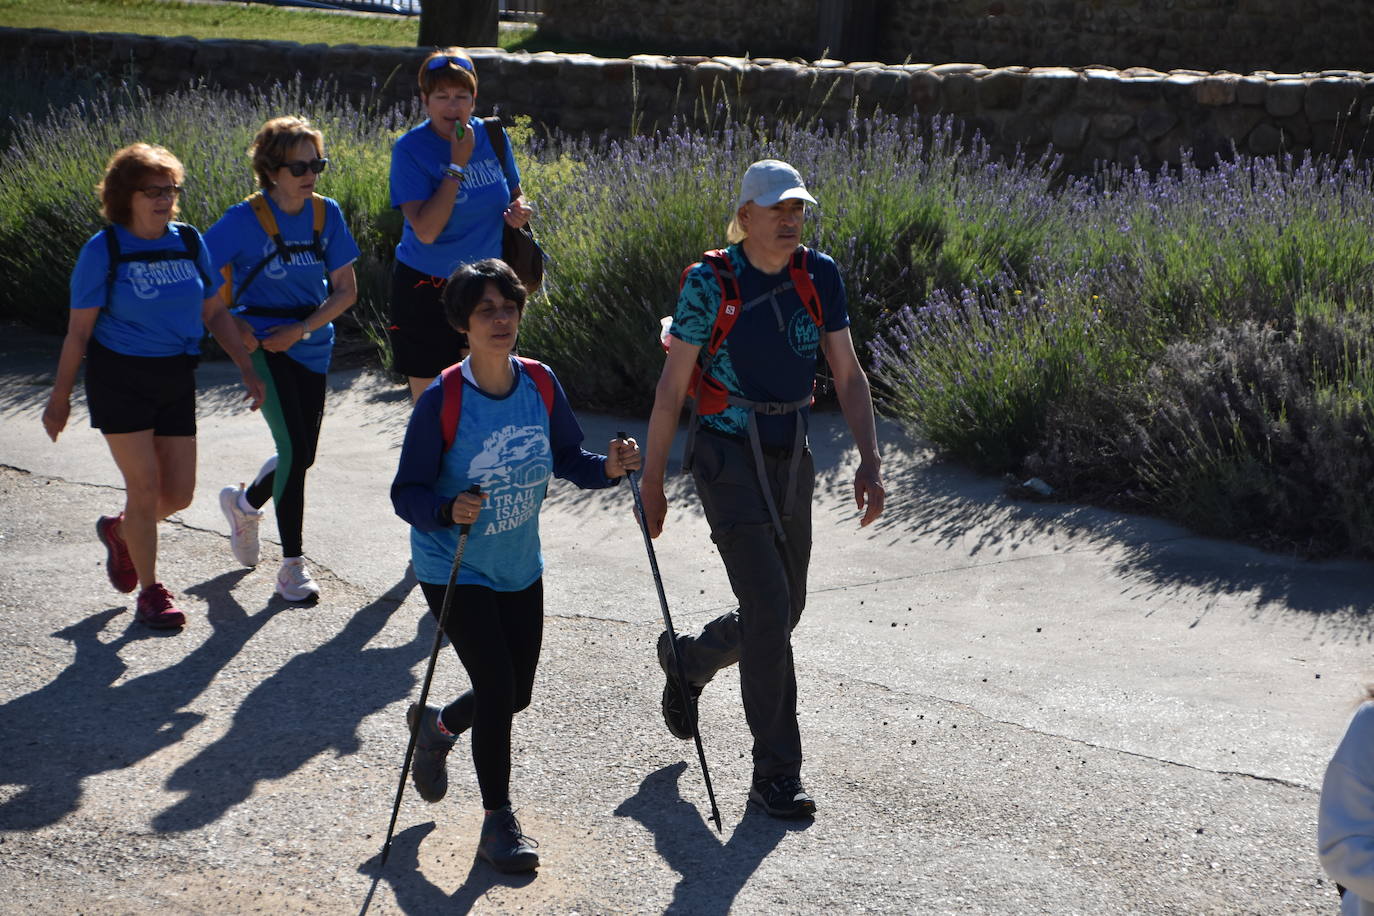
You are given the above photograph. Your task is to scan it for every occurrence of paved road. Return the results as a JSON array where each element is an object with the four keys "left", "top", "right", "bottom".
[{"left": 0, "top": 325, "right": 1367, "bottom": 913}]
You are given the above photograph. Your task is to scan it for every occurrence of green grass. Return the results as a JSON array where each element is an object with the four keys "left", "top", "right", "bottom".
[{"left": 0, "top": 0, "right": 542, "bottom": 48}]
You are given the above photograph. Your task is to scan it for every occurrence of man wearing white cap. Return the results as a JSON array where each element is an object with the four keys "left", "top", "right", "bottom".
[{"left": 639, "top": 158, "right": 885, "bottom": 818}]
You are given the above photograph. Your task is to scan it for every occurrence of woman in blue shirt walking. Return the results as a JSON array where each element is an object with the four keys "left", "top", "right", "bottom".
[
  {"left": 206, "top": 116, "right": 360, "bottom": 603},
  {"left": 391, "top": 258, "right": 638, "bottom": 873}
]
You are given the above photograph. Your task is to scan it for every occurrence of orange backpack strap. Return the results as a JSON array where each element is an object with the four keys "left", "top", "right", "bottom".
[{"left": 440, "top": 358, "right": 555, "bottom": 452}]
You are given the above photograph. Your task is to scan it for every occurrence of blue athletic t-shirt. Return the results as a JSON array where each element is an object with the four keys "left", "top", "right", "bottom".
[
  {"left": 389, "top": 117, "right": 520, "bottom": 278},
  {"left": 70, "top": 222, "right": 219, "bottom": 358},
  {"left": 391, "top": 358, "right": 618, "bottom": 589},
  {"left": 670, "top": 244, "right": 849, "bottom": 448},
  {"left": 205, "top": 194, "right": 361, "bottom": 374}
]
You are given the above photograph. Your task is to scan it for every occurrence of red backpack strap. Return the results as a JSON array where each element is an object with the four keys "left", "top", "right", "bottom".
[
  {"left": 514, "top": 356, "right": 555, "bottom": 415},
  {"left": 789, "top": 246, "right": 824, "bottom": 329},
  {"left": 439, "top": 364, "right": 465, "bottom": 451},
  {"left": 699, "top": 249, "right": 742, "bottom": 355}
]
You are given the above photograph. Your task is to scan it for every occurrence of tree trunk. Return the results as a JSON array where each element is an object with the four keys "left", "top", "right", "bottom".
[{"left": 418, "top": 0, "right": 499, "bottom": 49}]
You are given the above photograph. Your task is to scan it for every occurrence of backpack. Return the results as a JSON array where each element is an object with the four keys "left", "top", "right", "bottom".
[
  {"left": 103, "top": 222, "right": 213, "bottom": 308},
  {"left": 221, "top": 191, "right": 331, "bottom": 308},
  {"left": 672, "top": 246, "right": 825, "bottom": 417},
  {"left": 438, "top": 356, "right": 556, "bottom": 451}
]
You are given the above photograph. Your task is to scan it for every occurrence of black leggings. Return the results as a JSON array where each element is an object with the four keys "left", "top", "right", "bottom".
[
  {"left": 419, "top": 578, "right": 544, "bottom": 811},
  {"left": 245, "top": 349, "right": 326, "bottom": 558}
]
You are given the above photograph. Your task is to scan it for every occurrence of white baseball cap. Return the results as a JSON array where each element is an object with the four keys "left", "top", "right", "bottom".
[{"left": 736, "top": 159, "right": 818, "bottom": 209}]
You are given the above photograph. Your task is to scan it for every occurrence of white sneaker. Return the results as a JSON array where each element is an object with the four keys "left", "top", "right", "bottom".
[
  {"left": 276, "top": 557, "right": 320, "bottom": 603},
  {"left": 219, "top": 484, "right": 262, "bottom": 567}
]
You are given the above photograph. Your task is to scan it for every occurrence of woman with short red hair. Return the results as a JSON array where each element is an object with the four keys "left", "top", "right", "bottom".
[{"left": 42, "top": 143, "right": 264, "bottom": 628}]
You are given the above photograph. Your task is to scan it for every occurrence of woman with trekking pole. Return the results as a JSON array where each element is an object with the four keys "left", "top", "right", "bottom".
[
  {"left": 41, "top": 143, "right": 265, "bottom": 629},
  {"left": 205, "top": 116, "right": 360, "bottom": 603},
  {"left": 390, "top": 258, "right": 639, "bottom": 872},
  {"left": 388, "top": 46, "right": 534, "bottom": 403}
]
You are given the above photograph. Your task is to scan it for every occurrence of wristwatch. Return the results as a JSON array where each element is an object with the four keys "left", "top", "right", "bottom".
[{"left": 299, "top": 322, "right": 312, "bottom": 340}]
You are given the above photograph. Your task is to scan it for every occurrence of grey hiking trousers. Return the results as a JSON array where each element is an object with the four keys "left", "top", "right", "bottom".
[{"left": 677, "top": 429, "right": 814, "bottom": 781}]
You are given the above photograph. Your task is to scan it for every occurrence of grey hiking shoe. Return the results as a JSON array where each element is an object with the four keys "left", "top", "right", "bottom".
[
  {"left": 406, "top": 703, "right": 456, "bottom": 803},
  {"left": 749, "top": 775, "right": 817, "bottom": 818},
  {"left": 657, "top": 630, "right": 702, "bottom": 740},
  {"left": 477, "top": 806, "right": 540, "bottom": 873}
]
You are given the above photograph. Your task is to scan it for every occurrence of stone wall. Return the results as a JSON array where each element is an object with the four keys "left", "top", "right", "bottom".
[
  {"left": 7, "top": 27, "right": 1374, "bottom": 174},
  {"left": 543, "top": 0, "right": 1374, "bottom": 75}
]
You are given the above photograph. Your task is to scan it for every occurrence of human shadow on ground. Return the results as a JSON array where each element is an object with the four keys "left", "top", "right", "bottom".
[
  {"left": 0, "top": 568, "right": 267, "bottom": 831},
  {"left": 152, "top": 570, "right": 421, "bottom": 832},
  {"left": 613, "top": 762, "right": 805, "bottom": 915},
  {"left": 356, "top": 821, "right": 537, "bottom": 916}
]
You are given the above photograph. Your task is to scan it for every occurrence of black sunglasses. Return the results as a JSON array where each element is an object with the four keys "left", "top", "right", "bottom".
[{"left": 279, "top": 158, "right": 329, "bottom": 177}]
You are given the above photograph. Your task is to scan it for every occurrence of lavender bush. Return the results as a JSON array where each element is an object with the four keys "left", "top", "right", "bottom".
[{"left": 6, "top": 80, "right": 1373, "bottom": 555}]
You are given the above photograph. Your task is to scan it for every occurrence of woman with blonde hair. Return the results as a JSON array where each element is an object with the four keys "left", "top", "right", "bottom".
[
  {"left": 42, "top": 143, "right": 264, "bottom": 628},
  {"left": 388, "top": 46, "right": 533, "bottom": 402},
  {"left": 206, "top": 116, "right": 360, "bottom": 603}
]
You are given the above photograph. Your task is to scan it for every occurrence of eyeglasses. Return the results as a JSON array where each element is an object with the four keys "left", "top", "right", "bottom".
[
  {"left": 426, "top": 55, "right": 475, "bottom": 73},
  {"left": 138, "top": 184, "right": 182, "bottom": 200},
  {"left": 278, "top": 158, "right": 329, "bottom": 177}
]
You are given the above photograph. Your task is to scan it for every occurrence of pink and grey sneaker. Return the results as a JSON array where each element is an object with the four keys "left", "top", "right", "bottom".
[
  {"left": 135, "top": 583, "right": 186, "bottom": 629},
  {"left": 95, "top": 514, "right": 138, "bottom": 593}
]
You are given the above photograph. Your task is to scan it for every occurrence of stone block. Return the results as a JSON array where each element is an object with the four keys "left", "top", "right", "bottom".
[
  {"left": 1116, "top": 76, "right": 1161, "bottom": 102},
  {"left": 1118, "top": 136, "right": 1154, "bottom": 168},
  {"left": 1236, "top": 76, "right": 1269, "bottom": 106},
  {"left": 1051, "top": 112, "right": 1090, "bottom": 149},
  {"left": 1247, "top": 122, "right": 1285, "bottom": 156},
  {"left": 977, "top": 68, "right": 1026, "bottom": 109},
  {"left": 1208, "top": 106, "right": 1266, "bottom": 143},
  {"left": 1265, "top": 79, "right": 1305, "bottom": 117},
  {"left": 1003, "top": 111, "right": 1049, "bottom": 146},
  {"left": 1093, "top": 112, "right": 1135, "bottom": 139},
  {"left": 1023, "top": 69, "right": 1079, "bottom": 113},
  {"left": 1076, "top": 70, "right": 1120, "bottom": 109},
  {"left": 911, "top": 70, "right": 943, "bottom": 110},
  {"left": 943, "top": 72, "right": 978, "bottom": 112},
  {"left": 1195, "top": 76, "right": 1237, "bottom": 106},
  {"left": 1137, "top": 108, "right": 1178, "bottom": 141},
  {"left": 1305, "top": 77, "right": 1362, "bottom": 122}
]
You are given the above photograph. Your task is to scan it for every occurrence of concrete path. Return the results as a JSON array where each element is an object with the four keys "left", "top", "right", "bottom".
[{"left": 0, "top": 325, "right": 1368, "bottom": 914}]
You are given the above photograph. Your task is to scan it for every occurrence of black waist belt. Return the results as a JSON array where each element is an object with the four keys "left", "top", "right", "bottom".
[{"left": 238, "top": 305, "right": 316, "bottom": 320}]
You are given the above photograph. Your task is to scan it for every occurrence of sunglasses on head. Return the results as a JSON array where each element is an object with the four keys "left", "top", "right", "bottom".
[
  {"left": 279, "top": 158, "right": 329, "bottom": 177},
  {"left": 426, "top": 55, "right": 475, "bottom": 73},
  {"left": 139, "top": 184, "right": 182, "bottom": 199}
]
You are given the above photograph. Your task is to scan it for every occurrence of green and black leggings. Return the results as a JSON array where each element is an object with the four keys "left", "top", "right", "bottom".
[{"left": 245, "top": 349, "right": 326, "bottom": 559}]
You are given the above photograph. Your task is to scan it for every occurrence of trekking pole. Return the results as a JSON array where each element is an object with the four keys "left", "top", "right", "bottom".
[
  {"left": 381, "top": 484, "right": 482, "bottom": 866},
  {"left": 618, "top": 432, "right": 722, "bottom": 833}
]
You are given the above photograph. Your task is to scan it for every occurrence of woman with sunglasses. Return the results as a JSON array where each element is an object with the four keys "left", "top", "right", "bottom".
[
  {"left": 205, "top": 116, "right": 360, "bottom": 602},
  {"left": 389, "top": 47, "right": 533, "bottom": 402},
  {"left": 42, "top": 143, "right": 265, "bottom": 629}
]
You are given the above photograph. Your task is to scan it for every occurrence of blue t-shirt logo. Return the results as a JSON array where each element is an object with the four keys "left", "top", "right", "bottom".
[{"left": 788, "top": 306, "right": 821, "bottom": 358}]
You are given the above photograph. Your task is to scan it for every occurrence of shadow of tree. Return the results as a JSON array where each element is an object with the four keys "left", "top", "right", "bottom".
[
  {"left": 613, "top": 762, "right": 805, "bottom": 915},
  {"left": 152, "top": 571, "right": 420, "bottom": 832},
  {"left": 0, "top": 568, "right": 266, "bottom": 830}
]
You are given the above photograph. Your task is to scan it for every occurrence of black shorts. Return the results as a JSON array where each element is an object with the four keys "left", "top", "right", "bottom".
[
  {"left": 388, "top": 260, "right": 468, "bottom": 379},
  {"left": 85, "top": 339, "right": 198, "bottom": 436}
]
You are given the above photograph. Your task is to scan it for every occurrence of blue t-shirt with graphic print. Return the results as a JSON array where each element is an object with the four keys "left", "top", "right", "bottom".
[
  {"left": 670, "top": 244, "right": 850, "bottom": 449},
  {"left": 389, "top": 117, "right": 520, "bottom": 279},
  {"left": 70, "top": 222, "right": 219, "bottom": 358},
  {"left": 204, "top": 194, "right": 361, "bottom": 374},
  {"left": 390, "top": 357, "right": 619, "bottom": 590}
]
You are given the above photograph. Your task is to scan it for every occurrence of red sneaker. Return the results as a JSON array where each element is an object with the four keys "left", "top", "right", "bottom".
[
  {"left": 95, "top": 515, "right": 138, "bottom": 593},
  {"left": 135, "top": 583, "right": 186, "bottom": 629}
]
